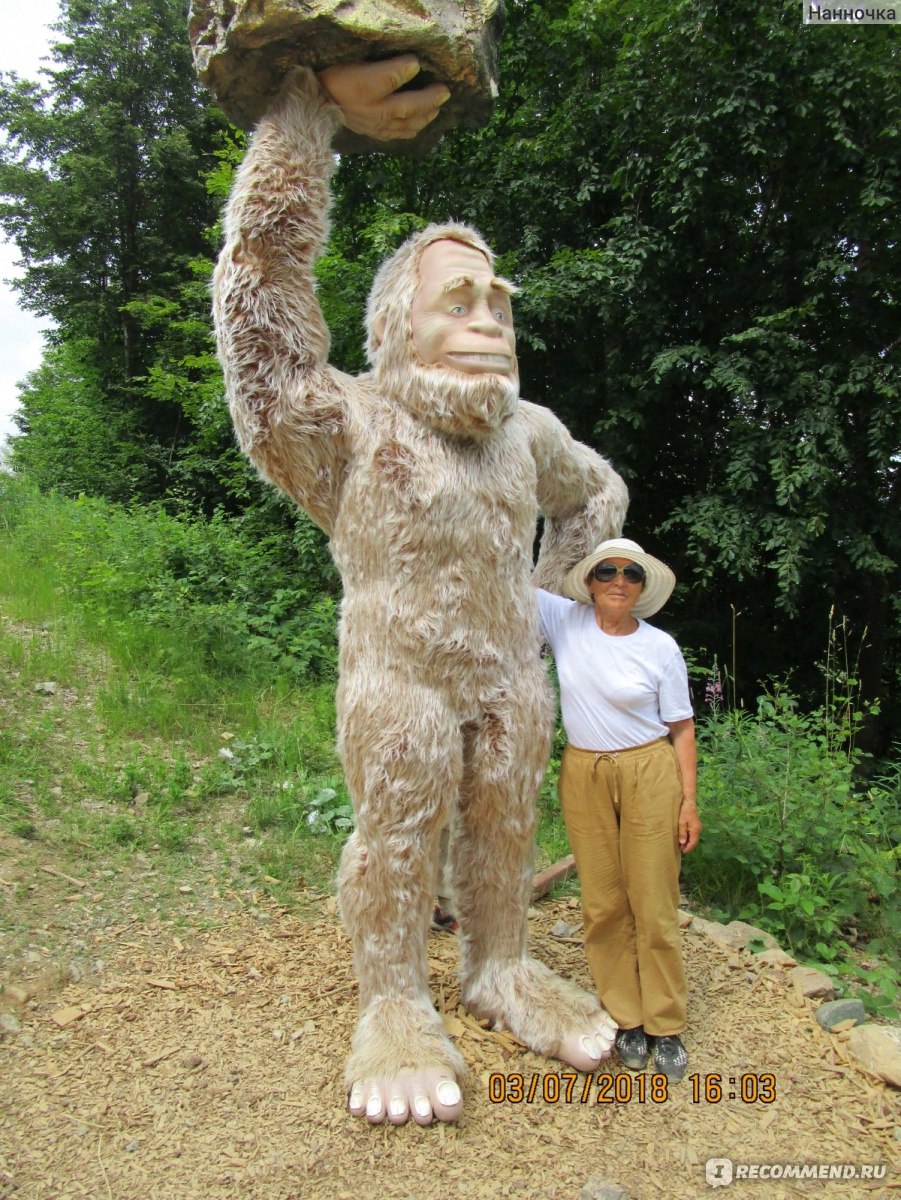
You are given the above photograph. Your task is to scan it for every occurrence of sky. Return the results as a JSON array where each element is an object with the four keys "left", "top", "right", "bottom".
[{"left": 0, "top": 1, "right": 63, "bottom": 451}]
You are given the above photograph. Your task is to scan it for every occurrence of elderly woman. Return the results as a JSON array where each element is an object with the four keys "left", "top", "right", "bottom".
[{"left": 537, "top": 538, "right": 701, "bottom": 1080}]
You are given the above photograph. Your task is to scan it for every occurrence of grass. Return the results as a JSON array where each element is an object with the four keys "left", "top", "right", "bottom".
[{"left": 0, "top": 613, "right": 347, "bottom": 909}]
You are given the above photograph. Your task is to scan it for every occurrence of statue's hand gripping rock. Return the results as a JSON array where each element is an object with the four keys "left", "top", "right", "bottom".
[
  {"left": 318, "top": 56, "right": 451, "bottom": 142},
  {"left": 214, "top": 57, "right": 627, "bottom": 1126}
]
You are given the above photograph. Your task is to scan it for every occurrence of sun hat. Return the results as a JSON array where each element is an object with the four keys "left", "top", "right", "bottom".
[{"left": 563, "top": 537, "right": 676, "bottom": 619}]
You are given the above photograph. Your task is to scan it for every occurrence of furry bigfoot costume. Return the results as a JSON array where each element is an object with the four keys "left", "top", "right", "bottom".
[{"left": 213, "top": 62, "right": 629, "bottom": 1125}]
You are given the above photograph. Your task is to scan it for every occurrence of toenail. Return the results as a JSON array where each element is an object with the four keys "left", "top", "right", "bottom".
[
  {"left": 389, "top": 1097, "right": 406, "bottom": 1117},
  {"left": 366, "top": 1095, "right": 383, "bottom": 1117},
  {"left": 581, "top": 1036, "right": 600, "bottom": 1059},
  {"left": 414, "top": 1095, "right": 431, "bottom": 1118},
  {"left": 349, "top": 1085, "right": 364, "bottom": 1110},
  {"left": 436, "top": 1080, "right": 461, "bottom": 1106}
]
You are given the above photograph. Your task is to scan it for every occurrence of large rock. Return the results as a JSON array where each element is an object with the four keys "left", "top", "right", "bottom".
[
  {"left": 789, "top": 965, "right": 835, "bottom": 1000},
  {"left": 847, "top": 1024, "right": 901, "bottom": 1088},
  {"left": 720, "top": 920, "right": 780, "bottom": 951},
  {"left": 188, "top": 0, "right": 504, "bottom": 154}
]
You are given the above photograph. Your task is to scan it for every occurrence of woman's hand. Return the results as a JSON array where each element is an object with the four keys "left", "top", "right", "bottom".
[
  {"left": 318, "top": 56, "right": 450, "bottom": 141},
  {"left": 678, "top": 799, "right": 702, "bottom": 852},
  {"left": 667, "top": 718, "right": 700, "bottom": 851}
]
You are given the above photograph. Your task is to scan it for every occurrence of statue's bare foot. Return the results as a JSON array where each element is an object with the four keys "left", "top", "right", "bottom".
[
  {"left": 348, "top": 1067, "right": 463, "bottom": 1126},
  {"left": 554, "top": 1009, "right": 618, "bottom": 1071},
  {"left": 463, "top": 957, "right": 617, "bottom": 1071},
  {"left": 345, "top": 995, "right": 465, "bottom": 1126}
]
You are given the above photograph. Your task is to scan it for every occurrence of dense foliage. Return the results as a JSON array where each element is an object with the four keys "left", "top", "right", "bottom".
[
  {"left": 685, "top": 688, "right": 899, "bottom": 1015},
  {"left": 1, "top": 1, "right": 899, "bottom": 742},
  {"left": 0, "top": 475, "right": 338, "bottom": 682},
  {"left": 0, "top": 0, "right": 232, "bottom": 503}
]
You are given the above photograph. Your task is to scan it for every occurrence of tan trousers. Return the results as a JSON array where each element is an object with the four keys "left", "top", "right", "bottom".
[{"left": 558, "top": 739, "right": 687, "bottom": 1035}]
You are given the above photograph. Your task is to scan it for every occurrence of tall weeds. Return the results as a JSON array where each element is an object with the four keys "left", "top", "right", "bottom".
[
  {"left": 0, "top": 475, "right": 338, "bottom": 707},
  {"left": 686, "top": 659, "right": 899, "bottom": 1016},
  {"left": 0, "top": 475, "right": 346, "bottom": 895}
]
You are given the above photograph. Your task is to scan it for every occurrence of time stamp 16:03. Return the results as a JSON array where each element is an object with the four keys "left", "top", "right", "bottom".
[{"left": 487, "top": 1072, "right": 777, "bottom": 1105}]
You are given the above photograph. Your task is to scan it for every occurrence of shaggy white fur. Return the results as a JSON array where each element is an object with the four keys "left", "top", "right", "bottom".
[{"left": 213, "top": 67, "right": 629, "bottom": 1125}]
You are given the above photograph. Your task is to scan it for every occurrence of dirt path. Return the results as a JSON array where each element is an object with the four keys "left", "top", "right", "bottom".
[{"left": 1, "top": 845, "right": 898, "bottom": 1200}]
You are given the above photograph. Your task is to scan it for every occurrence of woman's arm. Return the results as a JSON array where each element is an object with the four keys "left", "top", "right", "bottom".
[{"left": 667, "top": 718, "right": 701, "bottom": 852}]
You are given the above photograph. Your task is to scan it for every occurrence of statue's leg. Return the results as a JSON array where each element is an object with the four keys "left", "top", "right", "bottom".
[
  {"left": 452, "top": 671, "right": 617, "bottom": 1070},
  {"left": 337, "top": 674, "right": 465, "bottom": 1126}
]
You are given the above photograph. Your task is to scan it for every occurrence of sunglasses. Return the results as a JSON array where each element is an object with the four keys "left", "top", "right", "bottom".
[{"left": 591, "top": 562, "right": 646, "bottom": 585}]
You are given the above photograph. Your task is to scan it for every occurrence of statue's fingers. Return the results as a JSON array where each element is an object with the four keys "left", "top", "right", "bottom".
[
  {"left": 348, "top": 93, "right": 447, "bottom": 141},
  {"left": 379, "top": 108, "right": 444, "bottom": 139},
  {"left": 382, "top": 81, "right": 451, "bottom": 121},
  {"left": 363, "top": 86, "right": 448, "bottom": 141},
  {"left": 321, "top": 55, "right": 421, "bottom": 107},
  {"left": 376, "top": 54, "right": 424, "bottom": 96}
]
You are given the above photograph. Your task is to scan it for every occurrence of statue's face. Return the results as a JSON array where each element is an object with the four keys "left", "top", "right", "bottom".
[{"left": 410, "top": 240, "right": 517, "bottom": 377}]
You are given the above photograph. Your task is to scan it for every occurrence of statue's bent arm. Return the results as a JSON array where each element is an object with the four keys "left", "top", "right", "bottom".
[{"left": 520, "top": 399, "right": 630, "bottom": 593}]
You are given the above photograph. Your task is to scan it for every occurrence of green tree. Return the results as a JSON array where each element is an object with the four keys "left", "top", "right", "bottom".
[
  {"left": 10, "top": 339, "right": 158, "bottom": 501},
  {"left": 0, "top": 0, "right": 226, "bottom": 498},
  {"left": 583, "top": 2, "right": 901, "bottom": 736}
]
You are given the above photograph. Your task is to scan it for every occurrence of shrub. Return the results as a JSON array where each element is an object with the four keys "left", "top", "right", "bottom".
[{"left": 683, "top": 687, "right": 900, "bottom": 974}]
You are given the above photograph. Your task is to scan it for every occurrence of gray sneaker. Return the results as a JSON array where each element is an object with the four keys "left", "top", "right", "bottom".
[
  {"left": 649, "top": 1035, "right": 688, "bottom": 1081},
  {"left": 615, "top": 1025, "right": 649, "bottom": 1071}
]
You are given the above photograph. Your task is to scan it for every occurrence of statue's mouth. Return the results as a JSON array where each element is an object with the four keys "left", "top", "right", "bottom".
[{"left": 445, "top": 352, "right": 514, "bottom": 373}]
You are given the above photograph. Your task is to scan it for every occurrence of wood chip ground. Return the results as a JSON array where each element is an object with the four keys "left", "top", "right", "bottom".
[{"left": 1, "top": 896, "right": 899, "bottom": 1200}]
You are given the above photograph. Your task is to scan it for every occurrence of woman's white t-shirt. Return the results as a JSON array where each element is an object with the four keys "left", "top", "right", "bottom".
[{"left": 536, "top": 589, "right": 693, "bottom": 752}]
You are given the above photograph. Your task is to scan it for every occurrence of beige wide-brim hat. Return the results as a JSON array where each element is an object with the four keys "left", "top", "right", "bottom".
[{"left": 563, "top": 537, "right": 676, "bottom": 619}]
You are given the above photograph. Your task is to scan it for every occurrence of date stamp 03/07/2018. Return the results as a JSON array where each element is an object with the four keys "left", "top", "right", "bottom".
[{"left": 486, "top": 1072, "right": 777, "bottom": 1106}]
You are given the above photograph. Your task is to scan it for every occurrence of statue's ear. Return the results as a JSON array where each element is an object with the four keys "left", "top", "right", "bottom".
[{"left": 371, "top": 311, "right": 386, "bottom": 353}]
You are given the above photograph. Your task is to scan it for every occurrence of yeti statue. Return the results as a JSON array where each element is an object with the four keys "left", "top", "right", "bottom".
[{"left": 213, "top": 57, "right": 629, "bottom": 1126}]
